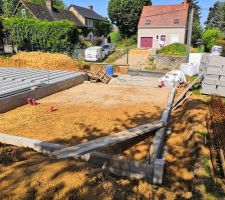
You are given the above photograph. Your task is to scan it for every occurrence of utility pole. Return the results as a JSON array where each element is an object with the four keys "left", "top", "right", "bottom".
[{"left": 186, "top": 8, "right": 194, "bottom": 63}]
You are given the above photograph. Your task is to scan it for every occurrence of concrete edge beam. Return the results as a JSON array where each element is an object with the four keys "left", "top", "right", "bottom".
[
  {"left": 0, "top": 73, "right": 87, "bottom": 113},
  {"left": 0, "top": 133, "right": 65, "bottom": 154}
]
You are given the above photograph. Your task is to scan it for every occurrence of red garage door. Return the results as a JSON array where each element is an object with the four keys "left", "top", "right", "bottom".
[{"left": 140, "top": 37, "right": 153, "bottom": 48}]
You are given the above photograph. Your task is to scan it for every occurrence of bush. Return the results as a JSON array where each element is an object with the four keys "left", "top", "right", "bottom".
[
  {"left": 116, "top": 35, "right": 137, "bottom": 49},
  {"left": 0, "top": 18, "right": 4, "bottom": 47},
  {"left": 93, "top": 18, "right": 112, "bottom": 37},
  {"left": 217, "top": 40, "right": 225, "bottom": 56},
  {"left": 202, "top": 28, "right": 224, "bottom": 52},
  {"left": 108, "top": 31, "right": 121, "bottom": 44},
  {"left": 3, "top": 17, "right": 79, "bottom": 52},
  {"left": 157, "top": 43, "right": 186, "bottom": 56}
]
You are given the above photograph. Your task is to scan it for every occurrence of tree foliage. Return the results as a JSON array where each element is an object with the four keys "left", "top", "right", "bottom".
[
  {"left": 202, "top": 28, "right": 224, "bottom": 51},
  {"left": 108, "top": 0, "right": 152, "bottom": 37},
  {"left": 1, "top": 0, "right": 65, "bottom": 18},
  {"left": 205, "top": 1, "right": 225, "bottom": 33},
  {"left": 108, "top": 31, "right": 121, "bottom": 44},
  {"left": 1, "top": 0, "right": 17, "bottom": 17},
  {"left": 3, "top": 18, "right": 79, "bottom": 52},
  {"left": 187, "top": 0, "right": 201, "bottom": 23},
  {"left": 28, "top": 0, "right": 65, "bottom": 9},
  {"left": 93, "top": 18, "right": 112, "bottom": 37},
  {"left": 0, "top": 0, "right": 3, "bottom": 16}
]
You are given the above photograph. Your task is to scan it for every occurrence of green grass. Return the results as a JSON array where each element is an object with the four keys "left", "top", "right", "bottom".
[
  {"left": 157, "top": 43, "right": 186, "bottom": 56},
  {"left": 104, "top": 52, "right": 120, "bottom": 63},
  {"left": 186, "top": 75, "right": 198, "bottom": 82},
  {"left": 116, "top": 35, "right": 137, "bottom": 49},
  {"left": 0, "top": 54, "right": 12, "bottom": 58}
]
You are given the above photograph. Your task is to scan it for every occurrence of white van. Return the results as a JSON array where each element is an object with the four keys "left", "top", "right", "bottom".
[{"left": 85, "top": 46, "right": 106, "bottom": 62}]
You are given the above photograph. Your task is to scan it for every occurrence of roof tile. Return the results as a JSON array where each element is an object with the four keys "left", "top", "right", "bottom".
[{"left": 138, "top": 3, "right": 189, "bottom": 28}]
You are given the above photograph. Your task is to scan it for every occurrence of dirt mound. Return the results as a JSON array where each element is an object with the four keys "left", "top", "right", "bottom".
[{"left": 0, "top": 51, "right": 79, "bottom": 71}]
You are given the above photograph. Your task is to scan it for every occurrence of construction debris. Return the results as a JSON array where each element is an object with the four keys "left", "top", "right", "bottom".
[{"left": 87, "top": 69, "right": 111, "bottom": 84}]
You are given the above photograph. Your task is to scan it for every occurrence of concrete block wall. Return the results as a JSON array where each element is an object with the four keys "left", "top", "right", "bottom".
[{"left": 201, "top": 55, "right": 225, "bottom": 97}]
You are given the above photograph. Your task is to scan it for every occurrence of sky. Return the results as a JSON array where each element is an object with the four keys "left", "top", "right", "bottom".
[{"left": 64, "top": 0, "right": 221, "bottom": 25}]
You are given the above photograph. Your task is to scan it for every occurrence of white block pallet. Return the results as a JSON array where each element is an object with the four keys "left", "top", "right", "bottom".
[{"left": 200, "top": 55, "right": 225, "bottom": 97}]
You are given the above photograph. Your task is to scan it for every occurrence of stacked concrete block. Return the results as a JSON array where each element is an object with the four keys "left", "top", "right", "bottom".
[{"left": 201, "top": 55, "right": 225, "bottom": 97}]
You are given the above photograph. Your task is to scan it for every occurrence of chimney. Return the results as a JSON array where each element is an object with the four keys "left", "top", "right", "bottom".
[
  {"left": 184, "top": 0, "right": 188, "bottom": 9},
  {"left": 88, "top": 5, "right": 93, "bottom": 11},
  {"left": 46, "top": 0, "right": 53, "bottom": 11}
]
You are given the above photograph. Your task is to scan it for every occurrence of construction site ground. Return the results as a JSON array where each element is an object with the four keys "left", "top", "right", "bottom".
[
  {"left": 1, "top": 94, "right": 225, "bottom": 199},
  {"left": 1, "top": 70, "right": 225, "bottom": 200},
  {"left": 0, "top": 82, "right": 169, "bottom": 160}
]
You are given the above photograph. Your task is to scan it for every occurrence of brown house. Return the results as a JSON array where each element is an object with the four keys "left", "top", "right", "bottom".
[
  {"left": 13, "top": 0, "right": 104, "bottom": 28},
  {"left": 138, "top": 0, "right": 189, "bottom": 49}
]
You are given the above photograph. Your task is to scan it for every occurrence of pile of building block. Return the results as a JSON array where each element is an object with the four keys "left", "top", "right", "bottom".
[{"left": 200, "top": 55, "right": 225, "bottom": 97}]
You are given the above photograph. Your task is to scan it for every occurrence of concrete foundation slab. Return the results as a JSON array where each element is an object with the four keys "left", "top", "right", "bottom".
[{"left": 0, "top": 68, "right": 86, "bottom": 113}]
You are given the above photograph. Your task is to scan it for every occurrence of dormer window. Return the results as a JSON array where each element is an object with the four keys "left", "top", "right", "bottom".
[
  {"left": 145, "top": 20, "right": 151, "bottom": 25},
  {"left": 174, "top": 19, "right": 180, "bottom": 25},
  {"left": 21, "top": 9, "right": 26, "bottom": 18}
]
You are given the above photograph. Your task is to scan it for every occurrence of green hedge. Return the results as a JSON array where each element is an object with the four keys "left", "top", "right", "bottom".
[{"left": 3, "top": 17, "right": 79, "bottom": 52}]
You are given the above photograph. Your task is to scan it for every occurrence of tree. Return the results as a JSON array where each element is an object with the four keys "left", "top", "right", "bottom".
[
  {"left": 202, "top": 28, "right": 223, "bottom": 51},
  {"left": 205, "top": 1, "right": 225, "bottom": 33},
  {"left": 28, "top": 0, "right": 65, "bottom": 9},
  {"left": 192, "top": 21, "right": 202, "bottom": 47},
  {"left": 187, "top": 0, "right": 203, "bottom": 46},
  {"left": 188, "top": 0, "right": 201, "bottom": 23},
  {"left": 108, "top": 0, "right": 152, "bottom": 37},
  {"left": 0, "top": 0, "right": 3, "bottom": 16},
  {"left": 2, "top": 0, "right": 17, "bottom": 18},
  {"left": 93, "top": 18, "right": 112, "bottom": 37}
]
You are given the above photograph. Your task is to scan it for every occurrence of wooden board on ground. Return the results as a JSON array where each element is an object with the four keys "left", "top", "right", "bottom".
[
  {"left": 172, "top": 73, "right": 203, "bottom": 109},
  {"left": 53, "top": 121, "right": 164, "bottom": 159}
]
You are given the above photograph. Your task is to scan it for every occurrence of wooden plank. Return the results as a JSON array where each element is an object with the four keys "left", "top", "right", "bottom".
[
  {"left": 172, "top": 72, "right": 203, "bottom": 109},
  {"left": 53, "top": 120, "right": 164, "bottom": 159},
  {"left": 173, "top": 92, "right": 192, "bottom": 111}
]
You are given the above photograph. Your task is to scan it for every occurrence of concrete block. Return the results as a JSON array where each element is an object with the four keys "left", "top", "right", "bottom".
[
  {"left": 208, "top": 55, "right": 225, "bottom": 66},
  {"left": 217, "top": 80, "right": 225, "bottom": 87},
  {"left": 220, "top": 76, "right": 225, "bottom": 81},
  {"left": 206, "top": 65, "right": 223, "bottom": 75},
  {"left": 217, "top": 86, "right": 225, "bottom": 97},
  {"left": 201, "top": 83, "right": 217, "bottom": 90}
]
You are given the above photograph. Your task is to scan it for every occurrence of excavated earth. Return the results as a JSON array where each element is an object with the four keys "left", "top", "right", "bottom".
[{"left": 1, "top": 93, "right": 225, "bottom": 199}]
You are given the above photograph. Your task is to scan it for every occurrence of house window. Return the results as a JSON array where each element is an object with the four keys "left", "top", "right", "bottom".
[
  {"left": 145, "top": 20, "right": 151, "bottom": 25},
  {"left": 174, "top": 19, "right": 180, "bottom": 25},
  {"left": 85, "top": 19, "right": 94, "bottom": 27}
]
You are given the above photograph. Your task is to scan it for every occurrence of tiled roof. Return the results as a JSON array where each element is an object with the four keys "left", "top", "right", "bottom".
[
  {"left": 69, "top": 5, "right": 104, "bottom": 21},
  {"left": 138, "top": 3, "right": 189, "bottom": 28},
  {"left": 15, "top": 1, "right": 84, "bottom": 27}
]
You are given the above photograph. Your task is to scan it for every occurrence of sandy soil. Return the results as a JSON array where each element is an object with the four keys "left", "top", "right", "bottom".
[
  {"left": 1, "top": 96, "right": 224, "bottom": 200},
  {"left": 0, "top": 83, "right": 168, "bottom": 148}
]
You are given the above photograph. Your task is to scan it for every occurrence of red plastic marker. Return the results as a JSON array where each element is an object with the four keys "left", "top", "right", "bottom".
[
  {"left": 27, "top": 98, "right": 32, "bottom": 105},
  {"left": 31, "top": 99, "right": 37, "bottom": 106}
]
